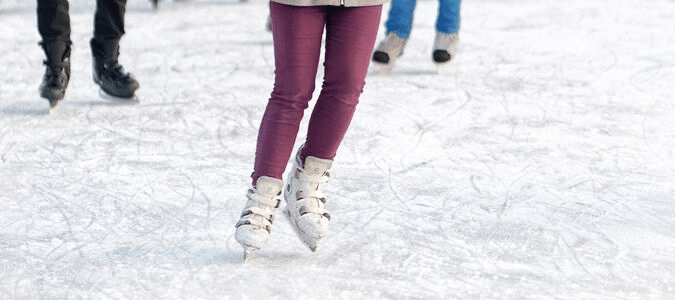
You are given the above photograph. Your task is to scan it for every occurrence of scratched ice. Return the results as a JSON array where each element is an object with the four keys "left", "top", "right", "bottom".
[{"left": 1, "top": 0, "right": 674, "bottom": 299}]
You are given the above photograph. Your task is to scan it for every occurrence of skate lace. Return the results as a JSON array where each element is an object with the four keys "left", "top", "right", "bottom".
[
  {"left": 235, "top": 189, "right": 281, "bottom": 231},
  {"left": 248, "top": 189, "right": 281, "bottom": 208},
  {"left": 294, "top": 171, "right": 331, "bottom": 219},
  {"left": 102, "top": 63, "right": 132, "bottom": 82},
  {"left": 43, "top": 61, "right": 68, "bottom": 87}
]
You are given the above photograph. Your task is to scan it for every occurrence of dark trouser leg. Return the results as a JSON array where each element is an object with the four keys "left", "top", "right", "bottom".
[
  {"left": 37, "top": 0, "right": 72, "bottom": 64},
  {"left": 93, "top": 0, "right": 127, "bottom": 43},
  {"left": 90, "top": 0, "right": 138, "bottom": 98},
  {"left": 37, "top": 0, "right": 71, "bottom": 101},
  {"left": 37, "top": 0, "right": 71, "bottom": 45},
  {"left": 92, "top": 0, "right": 127, "bottom": 63}
]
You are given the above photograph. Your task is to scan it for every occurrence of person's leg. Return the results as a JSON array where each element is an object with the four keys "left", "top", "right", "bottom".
[
  {"left": 92, "top": 0, "right": 126, "bottom": 64},
  {"left": 37, "top": 0, "right": 71, "bottom": 63},
  {"left": 373, "top": 0, "right": 411, "bottom": 69},
  {"left": 301, "top": 5, "right": 383, "bottom": 161},
  {"left": 251, "top": 2, "right": 327, "bottom": 185},
  {"left": 93, "top": 0, "right": 127, "bottom": 45},
  {"left": 433, "top": 0, "right": 461, "bottom": 65},
  {"left": 385, "top": 0, "right": 416, "bottom": 39},
  {"left": 282, "top": 5, "right": 382, "bottom": 251},
  {"left": 37, "top": 0, "right": 71, "bottom": 104},
  {"left": 436, "top": 0, "right": 461, "bottom": 34},
  {"left": 237, "top": 3, "right": 329, "bottom": 256},
  {"left": 37, "top": 0, "right": 71, "bottom": 45},
  {"left": 91, "top": 0, "right": 139, "bottom": 99}
]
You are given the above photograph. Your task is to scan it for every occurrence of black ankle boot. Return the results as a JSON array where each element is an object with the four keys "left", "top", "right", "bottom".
[
  {"left": 39, "top": 41, "right": 71, "bottom": 102},
  {"left": 91, "top": 39, "right": 139, "bottom": 99}
]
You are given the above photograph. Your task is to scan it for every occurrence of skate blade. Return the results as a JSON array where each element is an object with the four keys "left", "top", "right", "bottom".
[
  {"left": 373, "top": 62, "right": 394, "bottom": 76},
  {"left": 284, "top": 208, "right": 321, "bottom": 252},
  {"left": 98, "top": 90, "right": 140, "bottom": 105},
  {"left": 435, "top": 61, "right": 451, "bottom": 75},
  {"left": 242, "top": 246, "right": 257, "bottom": 263},
  {"left": 47, "top": 99, "right": 61, "bottom": 114}
]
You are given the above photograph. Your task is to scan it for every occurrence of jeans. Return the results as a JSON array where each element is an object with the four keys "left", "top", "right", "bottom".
[{"left": 385, "top": 0, "right": 461, "bottom": 39}]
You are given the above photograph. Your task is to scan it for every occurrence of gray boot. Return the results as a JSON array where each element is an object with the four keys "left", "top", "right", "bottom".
[
  {"left": 91, "top": 38, "right": 139, "bottom": 99},
  {"left": 39, "top": 41, "right": 71, "bottom": 104}
]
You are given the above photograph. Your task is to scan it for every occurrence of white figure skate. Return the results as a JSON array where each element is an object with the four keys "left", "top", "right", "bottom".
[
  {"left": 234, "top": 176, "right": 283, "bottom": 261},
  {"left": 283, "top": 153, "right": 333, "bottom": 252}
]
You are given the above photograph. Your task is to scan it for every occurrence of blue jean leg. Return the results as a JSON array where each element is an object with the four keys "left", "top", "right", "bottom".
[
  {"left": 436, "top": 0, "right": 461, "bottom": 34},
  {"left": 384, "top": 0, "right": 416, "bottom": 39}
]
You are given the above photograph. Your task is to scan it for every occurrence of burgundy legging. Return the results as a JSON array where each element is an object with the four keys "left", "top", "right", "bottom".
[{"left": 252, "top": 2, "right": 382, "bottom": 184}]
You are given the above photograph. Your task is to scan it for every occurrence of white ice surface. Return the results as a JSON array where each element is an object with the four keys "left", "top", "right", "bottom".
[{"left": 1, "top": 0, "right": 674, "bottom": 299}]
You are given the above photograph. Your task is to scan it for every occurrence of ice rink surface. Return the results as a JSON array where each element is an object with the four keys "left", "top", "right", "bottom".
[{"left": 1, "top": 0, "right": 674, "bottom": 298}]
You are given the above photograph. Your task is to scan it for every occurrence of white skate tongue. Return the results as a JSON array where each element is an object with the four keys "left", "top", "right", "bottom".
[{"left": 303, "top": 156, "right": 332, "bottom": 173}]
